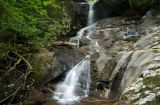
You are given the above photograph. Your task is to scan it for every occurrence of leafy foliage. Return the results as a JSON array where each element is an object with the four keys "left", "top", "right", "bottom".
[{"left": 0, "top": 0, "right": 71, "bottom": 50}]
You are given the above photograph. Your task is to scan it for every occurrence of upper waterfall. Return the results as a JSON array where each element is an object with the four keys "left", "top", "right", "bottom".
[
  {"left": 87, "top": 2, "right": 94, "bottom": 26},
  {"left": 87, "top": 0, "right": 99, "bottom": 25},
  {"left": 70, "top": 1, "right": 97, "bottom": 47}
]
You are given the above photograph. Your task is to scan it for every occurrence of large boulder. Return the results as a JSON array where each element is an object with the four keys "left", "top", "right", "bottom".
[
  {"left": 28, "top": 48, "right": 85, "bottom": 86},
  {"left": 97, "top": 58, "right": 117, "bottom": 91},
  {"left": 48, "top": 48, "right": 85, "bottom": 83}
]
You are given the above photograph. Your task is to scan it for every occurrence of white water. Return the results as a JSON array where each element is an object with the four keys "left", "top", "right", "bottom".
[
  {"left": 87, "top": 2, "right": 94, "bottom": 26},
  {"left": 70, "top": 25, "right": 94, "bottom": 47},
  {"left": 70, "top": 1, "right": 96, "bottom": 47},
  {"left": 53, "top": 1, "right": 98, "bottom": 104},
  {"left": 53, "top": 56, "right": 91, "bottom": 104}
]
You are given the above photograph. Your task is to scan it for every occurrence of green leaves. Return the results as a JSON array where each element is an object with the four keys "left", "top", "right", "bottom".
[
  {"left": 43, "top": 0, "right": 59, "bottom": 8},
  {"left": 0, "top": 0, "right": 72, "bottom": 51}
]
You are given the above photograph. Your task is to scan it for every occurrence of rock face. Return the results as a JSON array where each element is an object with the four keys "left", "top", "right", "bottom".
[
  {"left": 28, "top": 48, "right": 85, "bottom": 86},
  {"left": 74, "top": 9, "right": 160, "bottom": 104},
  {"left": 62, "top": 1, "right": 89, "bottom": 37},
  {"left": 109, "top": 51, "right": 134, "bottom": 100},
  {"left": 47, "top": 48, "right": 85, "bottom": 83},
  {"left": 99, "top": 58, "right": 117, "bottom": 84},
  {"left": 95, "top": 0, "right": 129, "bottom": 20},
  {"left": 120, "top": 26, "right": 160, "bottom": 104},
  {"left": 94, "top": 0, "right": 159, "bottom": 21},
  {"left": 76, "top": 16, "right": 140, "bottom": 96}
]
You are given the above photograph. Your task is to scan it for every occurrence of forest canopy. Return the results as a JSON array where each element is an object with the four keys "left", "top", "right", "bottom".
[{"left": 0, "top": 0, "right": 72, "bottom": 50}]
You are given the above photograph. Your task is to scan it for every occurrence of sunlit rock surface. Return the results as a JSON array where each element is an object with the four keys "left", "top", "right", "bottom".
[{"left": 120, "top": 21, "right": 160, "bottom": 105}]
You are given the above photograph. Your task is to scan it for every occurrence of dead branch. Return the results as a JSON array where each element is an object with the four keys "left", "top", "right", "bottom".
[
  {"left": 0, "top": 86, "right": 21, "bottom": 103},
  {"left": 5, "top": 58, "right": 21, "bottom": 75},
  {"left": 43, "top": 87, "right": 54, "bottom": 93},
  {"left": 26, "top": 78, "right": 34, "bottom": 89},
  {"left": 12, "top": 51, "right": 33, "bottom": 70},
  {"left": 0, "top": 51, "right": 34, "bottom": 104},
  {"left": 22, "top": 69, "right": 31, "bottom": 89}
]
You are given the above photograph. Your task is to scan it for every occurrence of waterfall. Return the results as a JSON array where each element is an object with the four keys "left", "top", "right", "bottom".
[
  {"left": 87, "top": 2, "right": 94, "bottom": 26},
  {"left": 53, "top": 56, "right": 91, "bottom": 104},
  {"left": 53, "top": 1, "right": 98, "bottom": 104},
  {"left": 70, "top": 25, "right": 94, "bottom": 48},
  {"left": 70, "top": 1, "right": 97, "bottom": 47}
]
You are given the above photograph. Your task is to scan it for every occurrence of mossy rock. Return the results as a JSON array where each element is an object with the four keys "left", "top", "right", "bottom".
[
  {"left": 152, "top": 49, "right": 159, "bottom": 54},
  {"left": 121, "top": 89, "right": 140, "bottom": 104},
  {"left": 27, "top": 49, "right": 55, "bottom": 85},
  {"left": 0, "top": 43, "right": 10, "bottom": 59},
  {"left": 143, "top": 75, "right": 160, "bottom": 87},
  {"left": 27, "top": 47, "right": 85, "bottom": 86}
]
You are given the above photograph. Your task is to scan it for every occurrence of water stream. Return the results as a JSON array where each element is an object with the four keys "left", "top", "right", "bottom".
[
  {"left": 53, "top": 56, "right": 91, "bottom": 104},
  {"left": 87, "top": 2, "right": 94, "bottom": 26},
  {"left": 70, "top": 1, "right": 96, "bottom": 47},
  {"left": 53, "top": 1, "right": 99, "bottom": 104}
]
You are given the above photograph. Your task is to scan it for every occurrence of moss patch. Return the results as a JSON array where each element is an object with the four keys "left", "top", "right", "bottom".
[
  {"left": 27, "top": 49, "right": 54, "bottom": 85},
  {"left": 143, "top": 75, "right": 160, "bottom": 87},
  {"left": 143, "top": 61, "right": 152, "bottom": 67},
  {"left": 121, "top": 90, "right": 137, "bottom": 101},
  {"left": 152, "top": 49, "right": 159, "bottom": 54}
]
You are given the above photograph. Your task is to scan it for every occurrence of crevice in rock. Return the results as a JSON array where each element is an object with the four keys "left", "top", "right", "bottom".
[{"left": 109, "top": 52, "right": 134, "bottom": 101}]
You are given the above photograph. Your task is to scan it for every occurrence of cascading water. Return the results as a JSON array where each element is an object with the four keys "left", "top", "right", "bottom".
[
  {"left": 70, "top": 1, "right": 96, "bottom": 47},
  {"left": 70, "top": 25, "right": 94, "bottom": 48},
  {"left": 53, "top": 56, "right": 91, "bottom": 104},
  {"left": 53, "top": 0, "right": 99, "bottom": 104}
]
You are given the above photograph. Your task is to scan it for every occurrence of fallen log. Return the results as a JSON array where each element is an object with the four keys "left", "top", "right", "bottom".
[{"left": 52, "top": 41, "right": 77, "bottom": 46}]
